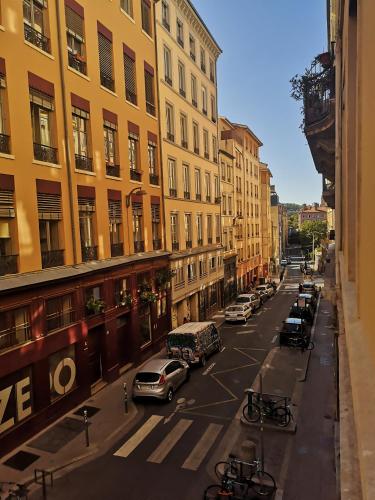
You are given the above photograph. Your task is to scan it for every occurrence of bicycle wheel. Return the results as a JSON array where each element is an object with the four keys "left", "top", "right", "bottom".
[
  {"left": 203, "top": 484, "right": 233, "bottom": 499},
  {"left": 307, "top": 340, "right": 314, "bottom": 350},
  {"left": 242, "top": 403, "right": 261, "bottom": 423},
  {"left": 273, "top": 406, "right": 291, "bottom": 427},
  {"left": 251, "top": 470, "right": 276, "bottom": 497},
  {"left": 214, "top": 461, "right": 230, "bottom": 481}
]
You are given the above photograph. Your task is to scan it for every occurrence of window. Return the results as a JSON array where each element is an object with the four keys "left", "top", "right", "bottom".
[
  {"left": 128, "top": 131, "right": 140, "bottom": 181},
  {"left": 189, "top": 34, "right": 196, "bottom": 61},
  {"left": 108, "top": 198, "right": 123, "bottom": 256},
  {"left": 205, "top": 172, "right": 211, "bottom": 202},
  {"left": 98, "top": 28, "right": 114, "bottom": 91},
  {"left": 0, "top": 184, "right": 17, "bottom": 274},
  {"left": 180, "top": 113, "right": 188, "bottom": 149},
  {"left": 141, "top": 0, "right": 151, "bottom": 36},
  {"left": 194, "top": 168, "right": 201, "bottom": 200},
  {"left": 144, "top": 65, "right": 155, "bottom": 116},
  {"left": 215, "top": 214, "right": 220, "bottom": 242},
  {"left": 0, "top": 69, "right": 9, "bottom": 153},
  {"left": 178, "top": 61, "right": 186, "bottom": 97},
  {"left": 209, "top": 58, "right": 215, "bottom": 82},
  {"left": 214, "top": 176, "right": 220, "bottom": 201},
  {"left": 193, "top": 121, "right": 199, "bottom": 154},
  {"left": 162, "top": 1, "right": 170, "bottom": 30},
  {"left": 177, "top": 18, "right": 184, "bottom": 47},
  {"left": 171, "top": 213, "right": 179, "bottom": 250},
  {"left": 211, "top": 95, "right": 216, "bottom": 122},
  {"left": 200, "top": 47, "right": 206, "bottom": 73},
  {"left": 199, "top": 256, "right": 207, "bottom": 278},
  {"left": 132, "top": 202, "right": 144, "bottom": 252},
  {"left": 228, "top": 196, "right": 232, "bottom": 215},
  {"left": 0, "top": 307, "right": 31, "bottom": 351},
  {"left": 191, "top": 74, "right": 197, "bottom": 107},
  {"left": 23, "top": 0, "right": 50, "bottom": 53},
  {"left": 73, "top": 106, "right": 92, "bottom": 171},
  {"left": 151, "top": 204, "right": 161, "bottom": 250},
  {"left": 202, "top": 86, "right": 207, "bottom": 115},
  {"left": 220, "top": 161, "right": 225, "bottom": 180},
  {"left": 207, "top": 215, "right": 212, "bottom": 244},
  {"left": 166, "top": 102, "right": 174, "bottom": 141},
  {"left": 197, "top": 214, "right": 203, "bottom": 245},
  {"left": 222, "top": 194, "right": 227, "bottom": 215},
  {"left": 183, "top": 164, "right": 190, "bottom": 198},
  {"left": 203, "top": 129, "right": 209, "bottom": 159},
  {"left": 187, "top": 260, "right": 196, "bottom": 281},
  {"left": 124, "top": 50, "right": 137, "bottom": 104},
  {"left": 65, "top": 5, "right": 86, "bottom": 74},
  {"left": 121, "top": 0, "right": 133, "bottom": 17},
  {"left": 168, "top": 158, "right": 177, "bottom": 197},
  {"left": 148, "top": 140, "right": 158, "bottom": 184},
  {"left": 37, "top": 190, "right": 63, "bottom": 268},
  {"left": 103, "top": 119, "right": 119, "bottom": 177},
  {"left": 164, "top": 46, "right": 172, "bottom": 85},
  {"left": 30, "top": 87, "right": 57, "bottom": 164},
  {"left": 78, "top": 196, "right": 97, "bottom": 261},
  {"left": 46, "top": 294, "right": 74, "bottom": 333},
  {"left": 212, "top": 135, "right": 218, "bottom": 162},
  {"left": 184, "top": 214, "right": 192, "bottom": 248},
  {"left": 210, "top": 256, "right": 216, "bottom": 271}
]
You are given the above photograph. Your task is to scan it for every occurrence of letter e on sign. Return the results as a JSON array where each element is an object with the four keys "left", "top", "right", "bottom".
[
  {"left": 0, "top": 386, "right": 14, "bottom": 434},
  {"left": 16, "top": 377, "right": 32, "bottom": 422}
]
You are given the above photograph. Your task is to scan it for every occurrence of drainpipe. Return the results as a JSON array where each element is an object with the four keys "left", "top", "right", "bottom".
[{"left": 55, "top": 0, "right": 78, "bottom": 264}]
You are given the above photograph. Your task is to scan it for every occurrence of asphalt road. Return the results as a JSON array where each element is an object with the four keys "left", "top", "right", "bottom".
[{"left": 43, "top": 267, "right": 303, "bottom": 500}]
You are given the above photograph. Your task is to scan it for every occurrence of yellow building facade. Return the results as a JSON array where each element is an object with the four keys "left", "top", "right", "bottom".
[
  {"left": 155, "top": 0, "right": 223, "bottom": 327},
  {"left": 259, "top": 163, "right": 272, "bottom": 277}
]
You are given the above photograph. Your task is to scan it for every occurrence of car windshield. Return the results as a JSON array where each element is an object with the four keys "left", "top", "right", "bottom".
[
  {"left": 167, "top": 334, "right": 196, "bottom": 349},
  {"left": 283, "top": 323, "right": 302, "bottom": 334},
  {"left": 227, "top": 306, "right": 244, "bottom": 312},
  {"left": 236, "top": 297, "right": 250, "bottom": 303},
  {"left": 256, "top": 286, "right": 266, "bottom": 291},
  {"left": 135, "top": 372, "right": 160, "bottom": 383}
]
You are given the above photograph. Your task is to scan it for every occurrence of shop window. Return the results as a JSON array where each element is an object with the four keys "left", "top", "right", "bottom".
[
  {"left": 46, "top": 294, "right": 74, "bottom": 332},
  {"left": 0, "top": 307, "right": 31, "bottom": 351}
]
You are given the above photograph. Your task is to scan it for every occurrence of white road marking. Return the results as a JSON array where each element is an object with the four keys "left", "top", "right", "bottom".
[
  {"left": 182, "top": 423, "right": 223, "bottom": 471},
  {"left": 271, "top": 334, "right": 278, "bottom": 344},
  {"left": 202, "top": 362, "right": 216, "bottom": 375},
  {"left": 147, "top": 418, "right": 193, "bottom": 463},
  {"left": 114, "top": 415, "right": 163, "bottom": 458},
  {"left": 236, "top": 330, "right": 254, "bottom": 335},
  {"left": 220, "top": 346, "right": 226, "bottom": 353}
]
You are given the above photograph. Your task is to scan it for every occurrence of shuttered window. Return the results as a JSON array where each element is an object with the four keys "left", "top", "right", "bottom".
[
  {"left": 78, "top": 197, "right": 95, "bottom": 212},
  {"left": 132, "top": 203, "right": 143, "bottom": 242},
  {"left": 98, "top": 32, "right": 114, "bottom": 91},
  {"left": 0, "top": 190, "right": 15, "bottom": 218},
  {"left": 37, "top": 192, "right": 62, "bottom": 220},
  {"left": 144, "top": 70, "right": 155, "bottom": 116},
  {"left": 65, "top": 6, "right": 84, "bottom": 40},
  {"left": 65, "top": 6, "right": 85, "bottom": 73},
  {"left": 151, "top": 204, "right": 160, "bottom": 242},
  {"left": 141, "top": 0, "right": 151, "bottom": 36},
  {"left": 108, "top": 199, "right": 122, "bottom": 223},
  {"left": 124, "top": 53, "right": 137, "bottom": 104}
]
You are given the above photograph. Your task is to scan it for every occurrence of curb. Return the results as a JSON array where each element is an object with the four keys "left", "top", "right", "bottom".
[{"left": 239, "top": 416, "right": 297, "bottom": 435}]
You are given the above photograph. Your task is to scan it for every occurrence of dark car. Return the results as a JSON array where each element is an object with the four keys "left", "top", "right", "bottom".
[
  {"left": 289, "top": 302, "right": 314, "bottom": 325},
  {"left": 298, "top": 293, "right": 317, "bottom": 312},
  {"left": 301, "top": 281, "right": 319, "bottom": 297},
  {"left": 279, "top": 318, "right": 308, "bottom": 346}
]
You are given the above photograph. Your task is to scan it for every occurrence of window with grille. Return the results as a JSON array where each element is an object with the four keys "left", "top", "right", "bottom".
[
  {"left": 164, "top": 46, "right": 172, "bottom": 85},
  {"left": 65, "top": 5, "right": 85, "bottom": 74},
  {"left": 108, "top": 199, "right": 122, "bottom": 245},
  {"left": 0, "top": 306, "right": 31, "bottom": 350},
  {"left": 168, "top": 158, "right": 177, "bottom": 192},
  {"left": 78, "top": 197, "right": 96, "bottom": 248},
  {"left": 144, "top": 69, "right": 155, "bottom": 116},
  {"left": 197, "top": 214, "right": 203, "bottom": 242},
  {"left": 194, "top": 169, "right": 201, "bottom": 197},
  {"left": 46, "top": 294, "right": 74, "bottom": 333},
  {"left": 184, "top": 214, "right": 192, "bottom": 242},
  {"left": 183, "top": 164, "right": 190, "bottom": 195},
  {"left": 148, "top": 142, "right": 157, "bottom": 176},
  {"left": 121, "top": 0, "right": 133, "bottom": 17},
  {"left": 162, "top": 1, "right": 170, "bottom": 30},
  {"left": 103, "top": 121, "right": 117, "bottom": 166},
  {"left": 98, "top": 31, "right": 114, "bottom": 91},
  {"left": 30, "top": 88, "right": 54, "bottom": 149},
  {"left": 166, "top": 103, "right": 174, "bottom": 141},
  {"left": 141, "top": 0, "right": 151, "bottom": 36},
  {"left": 178, "top": 62, "right": 185, "bottom": 96},
  {"left": 180, "top": 114, "right": 188, "bottom": 148},
  {"left": 124, "top": 53, "right": 137, "bottom": 104},
  {"left": 23, "top": 0, "right": 49, "bottom": 52},
  {"left": 132, "top": 202, "right": 143, "bottom": 242},
  {"left": 189, "top": 34, "right": 196, "bottom": 60},
  {"left": 128, "top": 133, "right": 139, "bottom": 172},
  {"left": 170, "top": 213, "right": 178, "bottom": 244},
  {"left": 191, "top": 74, "right": 197, "bottom": 107},
  {"left": 203, "top": 129, "right": 209, "bottom": 157},
  {"left": 205, "top": 172, "right": 211, "bottom": 201},
  {"left": 72, "top": 109, "right": 90, "bottom": 166},
  {"left": 177, "top": 19, "right": 184, "bottom": 46},
  {"left": 200, "top": 47, "right": 206, "bottom": 73},
  {"left": 151, "top": 204, "right": 160, "bottom": 241}
]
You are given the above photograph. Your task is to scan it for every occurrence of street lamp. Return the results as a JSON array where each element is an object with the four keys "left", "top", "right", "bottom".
[{"left": 125, "top": 186, "right": 147, "bottom": 207}]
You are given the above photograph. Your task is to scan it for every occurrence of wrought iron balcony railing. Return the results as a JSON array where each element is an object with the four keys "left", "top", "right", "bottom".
[
  {"left": 111, "top": 242, "right": 124, "bottom": 257},
  {"left": 130, "top": 169, "right": 142, "bottom": 182},
  {"left": 149, "top": 173, "right": 159, "bottom": 185},
  {"left": 34, "top": 143, "right": 58, "bottom": 164},
  {"left": 181, "top": 140, "right": 188, "bottom": 149},
  {"left": 0, "top": 323, "right": 31, "bottom": 351},
  {"left": 186, "top": 240, "right": 192, "bottom": 249},
  {"left": 106, "top": 163, "right": 120, "bottom": 177},
  {"left": 126, "top": 89, "right": 137, "bottom": 105},
  {"left": 68, "top": 52, "right": 86, "bottom": 74},
  {"left": 46, "top": 309, "right": 76, "bottom": 333},
  {"left": 146, "top": 101, "right": 156, "bottom": 116},
  {"left": 153, "top": 238, "right": 162, "bottom": 250},
  {"left": 169, "top": 188, "right": 177, "bottom": 197},
  {"left": 196, "top": 193, "right": 201, "bottom": 201},
  {"left": 197, "top": 238, "right": 203, "bottom": 246},
  {"left": 41, "top": 249, "right": 64, "bottom": 269},
  {"left": 172, "top": 242, "right": 179, "bottom": 251},
  {"left": 24, "top": 23, "right": 50, "bottom": 53},
  {"left": 0, "top": 133, "right": 10, "bottom": 154},
  {"left": 167, "top": 132, "right": 174, "bottom": 142},
  {"left": 192, "top": 99, "right": 197, "bottom": 108},
  {"left": 184, "top": 191, "right": 190, "bottom": 200},
  {"left": 75, "top": 154, "right": 93, "bottom": 171},
  {"left": 0, "top": 254, "right": 18, "bottom": 276},
  {"left": 179, "top": 89, "right": 186, "bottom": 98},
  {"left": 134, "top": 240, "right": 145, "bottom": 253},
  {"left": 165, "top": 75, "right": 172, "bottom": 86},
  {"left": 100, "top": 73, "right": 115, "bottom": 92},
  {"left": 81, "top": 245, "right": 98, "bottom": 261}
]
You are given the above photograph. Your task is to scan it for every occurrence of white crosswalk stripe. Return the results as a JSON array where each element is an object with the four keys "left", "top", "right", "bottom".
[
  {"left": 147, "top": 418, "right": 193, "bottom": 463},
  {"left": 114, "top": 414, "right": 163, "bottom": 458},
  {"left": 181, "top": 423, "right": 223, "bottom": 471}
]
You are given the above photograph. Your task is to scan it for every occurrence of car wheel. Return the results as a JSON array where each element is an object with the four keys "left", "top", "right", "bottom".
[
  {"left": 166, "top": 388, "right": 173, "bottom": 402},
  {"left": 201, "top": 355, "right": 206, "bottom": 367}
]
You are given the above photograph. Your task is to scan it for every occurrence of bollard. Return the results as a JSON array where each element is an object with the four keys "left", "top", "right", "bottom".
[
  {"left": 123, "top": 382, "right": 128, "bottom": 414},
  {"left": 83, "top": 409, "right": 89, "bottom": 447}
]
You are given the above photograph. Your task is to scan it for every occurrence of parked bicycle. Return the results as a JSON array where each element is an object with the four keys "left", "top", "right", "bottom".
[
  {"left": 242, "top": 395, "right": 291, "bottom": 427},
  {"left": 0, "top": 482, "right": 29, "bottom": 500}
]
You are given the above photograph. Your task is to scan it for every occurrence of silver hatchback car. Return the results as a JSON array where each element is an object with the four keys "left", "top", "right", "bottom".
[{"left": 132, "top": 358, "right": 189, "bottom": 402}]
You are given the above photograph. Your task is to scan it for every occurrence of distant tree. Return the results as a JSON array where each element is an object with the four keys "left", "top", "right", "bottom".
[
  {"left": 299, "top": 220, "right": 327, "bottom": 249},
  {"left": 288, "top": 213, "right": 299, "bottom": 230},
  {"left": 284, "top": 203, "right": 303, "bottom": 214}
]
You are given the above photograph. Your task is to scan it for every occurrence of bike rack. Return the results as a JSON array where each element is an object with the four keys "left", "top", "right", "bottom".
[{"left": 245, "top": 388, "right": 290, "bottom": 416}]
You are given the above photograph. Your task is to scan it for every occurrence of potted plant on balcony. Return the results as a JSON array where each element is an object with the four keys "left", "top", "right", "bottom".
[
  {"left": 86, "top": 296, "right": 105, "bottom": 315},
  {"left": 118, "top": 290, "right": 133, "bottom": 308},
  {"left": 155, "top": 268, "right": 176, "bottom": 291},
  {"left": 139, "top": 290, "right": 158, "bottom": 304}
]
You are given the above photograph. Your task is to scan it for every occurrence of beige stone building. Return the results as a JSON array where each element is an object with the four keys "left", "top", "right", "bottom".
[
  {"left": 270, "top": 185, "right": 281, "bottom": 271},
  {"left": 155, "top": 0, "right": 223, "bottom": 327},
  {"left": 259, "top": 163, "right": 272, "bottom": 277}
]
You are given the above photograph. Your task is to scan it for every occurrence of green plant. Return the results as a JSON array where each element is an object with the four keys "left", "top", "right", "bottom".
[
  {"left": 118, "top": 290, "right": 132, "bottom": 307},
  {"left": 155, "top": 268, "right": 176, "bottom": 289},
  {"left": 86, "top": 296, "right": 105, "bottom": 314},
  {"left": 139, "top": 290, "right": 158, "bottom": 304}
]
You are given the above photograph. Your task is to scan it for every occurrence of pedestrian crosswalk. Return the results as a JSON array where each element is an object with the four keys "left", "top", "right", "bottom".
[{"left": 114, "top": 415, "right": 223, "bottom": 472}]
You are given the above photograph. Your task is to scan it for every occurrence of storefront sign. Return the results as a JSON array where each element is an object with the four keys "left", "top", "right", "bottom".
[
  {"left": 49, "top": 345, "right": 77, "bottom": 401},
  {"left": 0, "top": 368, "right": 32, "bottom": 435}
]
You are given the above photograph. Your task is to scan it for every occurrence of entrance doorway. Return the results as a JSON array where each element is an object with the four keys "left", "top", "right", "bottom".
[
  {"left": 88, "top": 327, "right": 103, "bottom": 385},
  {"left": 116, "top": 313, "right": 132, "bottom": 366}
]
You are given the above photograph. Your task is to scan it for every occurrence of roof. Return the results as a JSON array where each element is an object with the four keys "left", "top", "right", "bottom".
[
  {"left": 168, "top": 322, "right": 215, "bottom": 334},
  {"left": 285, "top": 318, "right": 303, "bottom": 324},
  {"left": 137, "top": 358, "right": 170, "bottom": 373},
  {"left": 231, "top": 122, "right": 263, "bottom": 146},
  {"left": 186, "top": 0, "right": 222, "bottom": 55}
]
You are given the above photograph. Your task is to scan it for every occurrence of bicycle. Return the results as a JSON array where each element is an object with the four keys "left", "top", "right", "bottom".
[
  {"left": 213, "top": 455, "right": 276, "bottom": 497},
  {"left": 242, "top": 396, "right": 291, "bottom": 427},
  {"left": 1, "top": 482, "right": 29, "bottom": 500}
]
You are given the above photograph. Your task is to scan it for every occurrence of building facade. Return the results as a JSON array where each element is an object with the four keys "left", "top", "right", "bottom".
[
  {"left": 0, "top": 0, "right": 171, "bottom": 456},
  {"left": 270, "top": 185, "right": 281, "bottom": 271},
  {"left": 298, "top": 203, "right": 328, "bottom": 226},
  {"left": 259, "top": 163, "right": 272, "bottom": 278},
  {"left": 155, "top": 0, "right": 223, "bottom": 327}
]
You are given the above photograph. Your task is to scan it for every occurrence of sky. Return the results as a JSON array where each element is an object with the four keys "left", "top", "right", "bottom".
[{"left": 192, "top": 0, "right": 328, "bottom": 204}]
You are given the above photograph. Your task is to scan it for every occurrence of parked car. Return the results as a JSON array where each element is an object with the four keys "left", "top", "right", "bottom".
[
  {"left": 236, "top": 293, "right": 261, "bottom": 311},
  {"left": 258, "top": 290, "right": 269, "bottom": 304},
  {"left": 298, "top": 293, "right": 317, "bottom": 312},
  {"left": 287, "top": 258, "right": 292, "bottom": 265},
  {"left": 132, "top": 358, "right": 189, "bottom": 402},
  {"left": 166, "top": 322, "right": 221, "bottom": 366},
  {"left": 301, "top": 281, "right": 319, "bottom": 297},
  {"left": 279, "top": 318, "right": 309, "bottom": 346},
  {"left": 289, "top": 302, "right": 314, "bottom": 325},
  {"left": 280, "top": 259, "right": 288, "bottom": 266},
  {"left": 225, "top": 304, "right": 252, "bottom": 323},
  {"left": 256, "top": 284, "right": 275, "bottom": 297},
  {"left": 304, "top": 267, "right": 313, "bottom": 276}
]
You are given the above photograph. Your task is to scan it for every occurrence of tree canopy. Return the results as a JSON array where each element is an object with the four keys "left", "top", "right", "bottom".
[{"left": 299, "top": 220, "right": 327, "bottom": 249}]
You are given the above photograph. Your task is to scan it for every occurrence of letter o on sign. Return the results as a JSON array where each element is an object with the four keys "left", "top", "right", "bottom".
[{"left": 53, "top": 357, "right": 76, "bottom": 395}]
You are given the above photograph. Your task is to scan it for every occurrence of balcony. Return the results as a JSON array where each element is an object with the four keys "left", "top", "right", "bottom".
[
  {"left": 0, "top": 324, "right": 31, "bottom": 351},
  {"left": 24, "top": 23, "right": 50, "bottom": 53},
  {"left": 163, "top": 19, "right": 170, "bottom": 31},
  {"left": 190, "top": 52, "right": 196, "bottom": 61},
  {"left": 153, "top": 238, "right": 162, "bottom": 250},
  {"left": 0, "top": 134, "right": 10, "bottom": 154},
  {"left": 197, "top": 238, "right": 203, "bottom": 246},
  {"left": 179, "top": 89, "right": 186, "bottom": 98},
  {"left": 208, "top": 237, "right": 212, "bottom": 244},
  {"left": 41, "top": 249, "right": 64, "bottom": 269},
  {"left": 177, "top": 37, "right": 184, "bottom": 48},
  {"left": 165, "top": 75, "right": 172, "bottom": 86},
  {"left": 81, "top": 245, "right": 98, "bottom": 262},
  {"left": 149, "top": 173, "right": 159, "bottom": 185},
  {"left": 106, "top": 163, "right": 120, "bottom": 177},
  {"left": 186, "top": 240, "right": 192, "bottom": 249},
  {"left": 184, "top": 191, "right": 190, "bottom": 200},
  {"left": 126, "top": 89, "right": 137, "bottom": 105},
  {"left": 204, "top": 152, "right": 209, "bottom": 160},
  {"left": 216, "top": 236, "right": 221, "bottom": 243},
  {"left": 130, "top": 169, "right": 142, "bottom": 182},
  {"left": 194, "top": 147, "right": 199, "bottom": 155},
  {"left": 181, "top": 140, "right": 188, "bottom": 149},
  {"left": 169, "top": 188, "right": 177, "bottom": 197},
  {"left": 215, "top": 196, "right": 221, "bottom": 204},
  {"left": 167, "top": 132, "right": 175, "bottom": 142},
  {"left": 34, "top": 143, "right": 58, "bottom": 164},
  {"left": 322, "top": 177, "right": 335, "bottom": 209},
  {"left": 192, "top": 99, "right": 197, "bottom": 108},
  {"left": 206, "top": 196, "right": 211, "bottom": 203},
  {"left": 68, "top": 52, "right": 86, "bottom": 74},
  {"left": 175, "top": 280, "right": 185, "bottom": 290},
  {"left": 100, "top": 73, "right": 115, "bottom": 92},
  {"left": 75, "top": 154, "right": 93, "bottom": 172},
  {"left": 111, "top": 242, "right": 124, "bottom": 257},
  {"left": 196, "top": 193, "right": 201, "bottom": 201},
  {"left": 172, "top": 242, "right": 179, "bottom": 251},
  {"left": 146, "top": 101, "right": 156, "bottom": 116},
  {"left": 0, "top": 255, "right": 18, "bottom": 276},
  {"left": 134, "top": 240, "right": 145, "bottom": 253}
]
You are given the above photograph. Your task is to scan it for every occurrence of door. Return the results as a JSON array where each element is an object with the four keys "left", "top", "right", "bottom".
[
  {"left": 116, "top": 313, "right": 131, "bottom": 366},
  {"left": 88, "top": 327, "right": 103, "bottom": 385}
]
